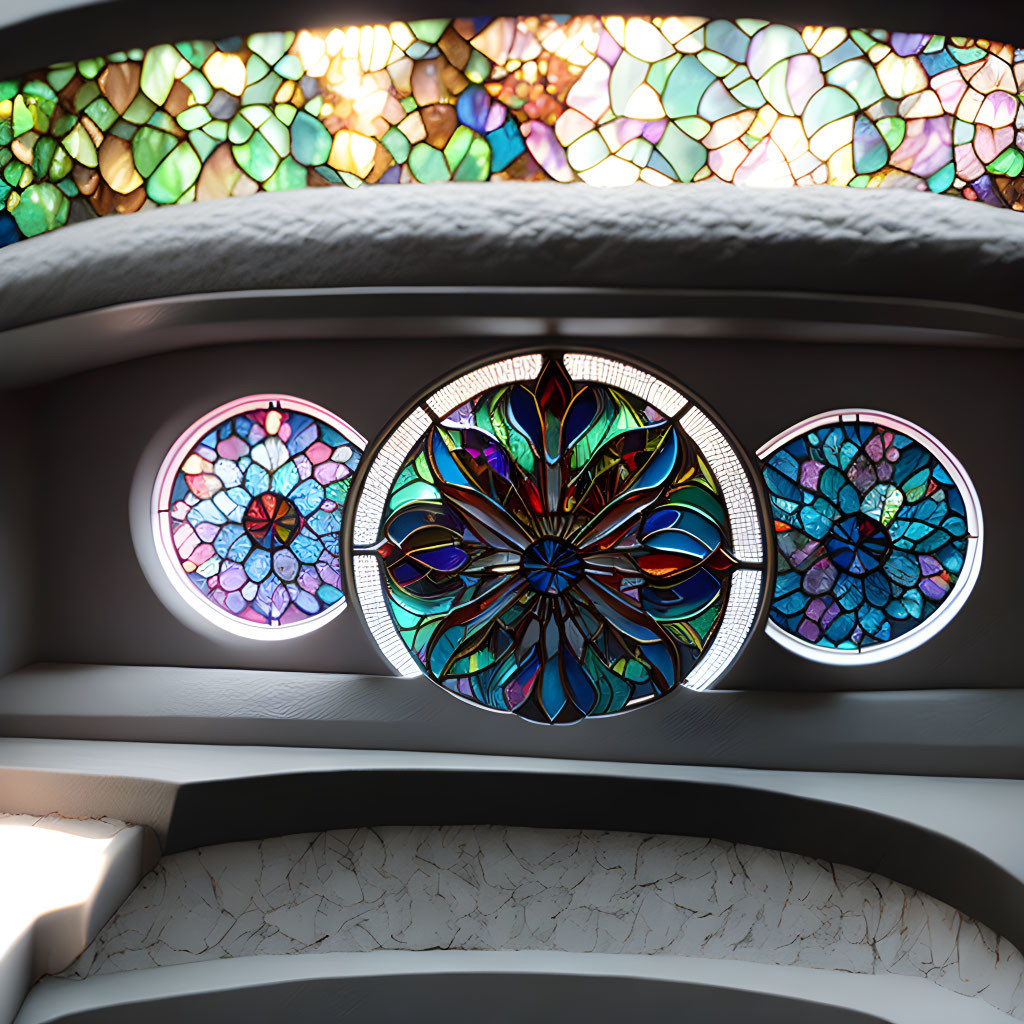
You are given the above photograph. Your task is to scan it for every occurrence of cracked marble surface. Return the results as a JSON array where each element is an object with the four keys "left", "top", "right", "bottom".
[{"left": 63, "top": 826, "right": 1024, "bottom": 1018}]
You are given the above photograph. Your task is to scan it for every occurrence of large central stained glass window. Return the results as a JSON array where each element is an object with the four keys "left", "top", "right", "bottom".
[
  {"left": 346, "top": 352, "right": 769, "bottom": 723},
  {"left": 2, "top": 15, "right": 1023, "bottom": 246}
]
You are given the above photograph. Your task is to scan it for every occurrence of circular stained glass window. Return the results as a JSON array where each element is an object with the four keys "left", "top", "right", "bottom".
[
  {"left": 345, "top": 351, "right": 771, "bottom": 724},
  {"left": 758, "top": 410, "right": 982, "bottom": 664},
  {"left": 153, "top": 395, "right": 364, "bottom": 639}
]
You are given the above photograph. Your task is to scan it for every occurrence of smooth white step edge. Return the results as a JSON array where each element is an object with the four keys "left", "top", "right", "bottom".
[{"left": 16, "top": 950, "right": 1017, "bottom": 1024}]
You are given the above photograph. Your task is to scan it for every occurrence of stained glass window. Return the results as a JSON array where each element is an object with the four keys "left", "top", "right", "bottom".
[
  {"left": 346, "top": 352, "right": 768, "bottom": 723},
  {"left": 1, "top": 16, "right": 1022, "bottom": 247},
  {"left": 758, "top": 410, "right": 982, "bottom": 664},
  {"left": 153, "top": 395, "right": 364, "bottom": 639}
]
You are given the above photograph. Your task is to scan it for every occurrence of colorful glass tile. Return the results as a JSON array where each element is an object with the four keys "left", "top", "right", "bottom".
[
  {"left": 758, "top": 411, "right": 982, "bottom": 664},
  {"left": 347, "top": 352, "right": 768, "bottom": 722},
  {"left": 153, "top": 395, "right": 364, "bottom": 637},
  {"left": 1, "top": 16, "right": 1022, "bottom": 247}
]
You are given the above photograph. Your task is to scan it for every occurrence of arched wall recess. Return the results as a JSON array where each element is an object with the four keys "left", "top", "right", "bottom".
[{"left": 53, "top": 824, "right": 1024, "bottom": 1021}]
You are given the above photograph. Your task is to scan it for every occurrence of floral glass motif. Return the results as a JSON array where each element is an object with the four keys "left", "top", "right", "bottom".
[
  {"left": 2, "top": 16, "right": 1024, "bottom": 246},
  {"left": 354, "top": 355, "right": 763, "bottom": 724},
  {"left": 156, "top": 397, "right": 362, "bottom": 634},
  {"left": 761, "top": 414, "right": 979, "bottom": 659}
]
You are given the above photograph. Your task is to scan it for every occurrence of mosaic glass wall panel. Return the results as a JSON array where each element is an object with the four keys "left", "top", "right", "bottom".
[
  {"left": 758, "top": 411, "right": 982, "bottom": 664},
  {"left": 1, "top": 16, "right": 1023, "bottom": 247},
  {"left": 153, "top": 395, "right": 364, "bottom": 638},
  {"left": 347, "top": 352, "right": 767, "bottom": 722}
]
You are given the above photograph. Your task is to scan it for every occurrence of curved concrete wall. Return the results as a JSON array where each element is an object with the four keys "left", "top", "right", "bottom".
[{"left": 21, "top": 952, "right": 1024, "bottom": 1024}]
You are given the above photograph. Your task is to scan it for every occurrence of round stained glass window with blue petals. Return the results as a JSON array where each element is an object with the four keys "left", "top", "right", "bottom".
[
  {"left": 758, "top": 410, "right": 982, "bottom": 664},
  {"left": 153, "top": 395, "right": 364, "bottom": 639},
  {"left": 347, "top": 352, "right": 770, "bottom": 724}
]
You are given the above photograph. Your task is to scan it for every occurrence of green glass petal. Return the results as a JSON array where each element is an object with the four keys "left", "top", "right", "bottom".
[
  {"left": 11, "top": 182, "right": 68, "bottom": 235},
  {"left": 662, "top": 55, "right": 715, "bottom": 118},
  {"left": 140, "top": 43, "right": 179, "bottom": 105},
  {"left": 274, "top": 55, "right": 303, "bottom": 81},
  {"left": 183, "top": 69, "right": 213, "bottom": 105},
  {"left": 988, "top": 147, "right": 1024, "bottom": 176},
  {"left": 453, "top": 136, "right": 490, "bottom": 180},
  {"left": 259, "top": 114, "right": 290, "bottom": 158},
  {"left": 12, "top": 96, "right": 33, "bottom": 136},
  {"left": 408, "top": 142, "right": 450, "bottom": 182},
  {"left": 76, "top": 57, "right": 104, "bottom": 80},
  {"left": 175, "top": 41, "right": 216, "bottom": 68},
  {"left": 177, "top": 105, "right": 211, "bottom": 131},
  {"left": 655, "top": 122, "right": 706, "bottom": 182},
  {"left": 409, "top": 19, "right": 448, "bottom": 44},
  {"left": 290, "top": 110, "right": 332, "bottom": 165},
  {"left": 274, "top": 103, "right": 297, "bottom": 126},
  {"left": 73, "top": 81, "right": 100, "bottom": 114},
  {"left": 146, "top": 141, "right": 201, "bottom": 202},
  {"left": 188, "top": 128, "right": 220, "bottom": 162},
  {"left": 232, "top": 130, "right": 280, "bottom": 182},
  {"left": 31, "top": 135, "right": 56, "bottom": 179},
  {"left": 248, "top": 32, "right": 295, "bottom": 66},
  {"left": 63, "top": 122, "right": 98, "bottom": 167},
  {"left": 877, "top": 116, "right": 906, "bottom": 151},
  {"left": 264, "top": 154, "right": 307, "bottom": 190},
  {"left": 46, "top": 64, "right": 76, "bottom": 92},
  {"left": 802, "top": 86, "right": 858, "bottom": 136},
  {"left": 826, "top": 59, "right": 884, "bottom": 108},
  {"left": 122, "top": 93, "right": 157, "bottom": 125},
  {"left": 84, "top": 97, "right": 118, "bottom": 131},
  {"left": 48, "top": 143, "right": 72, "bottom": 181},
  {"left": 444, "top": 124, "right": 474, "bottom": 169},
  {"left": 132, "top": 125, "right": 177, "bottom": 177}
]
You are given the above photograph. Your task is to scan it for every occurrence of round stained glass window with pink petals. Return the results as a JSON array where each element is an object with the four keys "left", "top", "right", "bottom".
[{"left": 153, "top": 395, "right": 364, "bottom": 639}]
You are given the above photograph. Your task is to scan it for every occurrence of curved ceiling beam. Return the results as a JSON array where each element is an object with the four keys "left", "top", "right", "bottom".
[
  {"left": 0, "top": 183, "right": 1021, "bottom": 383},
  {"left": 1, "top": 0, "right": 1021, "bottom": 80}
]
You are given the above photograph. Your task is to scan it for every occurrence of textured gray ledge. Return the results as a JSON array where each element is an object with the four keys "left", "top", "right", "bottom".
[
  {"left": 2, "top": 183, "right": 1022, "bottom": 338},
  {"left": 2, "top": 664, "right": 1024, "bottom": 779},
  {"left": 2, "top": 739, "right": 1023, "bottom": 953},
  {"left": 15, "top": 951, "right": 1018, "bottom": 1024}
]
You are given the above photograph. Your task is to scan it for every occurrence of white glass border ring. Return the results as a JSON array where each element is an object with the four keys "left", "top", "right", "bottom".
[
  {"left": 347, "top": 350, "right": 770, "bottom": 694},
  {"left": 151, "top": 393, "right": 366, "bottom": 641},
  {"left": 757, "top": 409, "right": 983, "bottom": 666}
]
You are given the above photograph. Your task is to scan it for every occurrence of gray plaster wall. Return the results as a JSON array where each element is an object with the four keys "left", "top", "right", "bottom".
[{"left": 0, "top": 393, "right": 35, "bottom": 676}]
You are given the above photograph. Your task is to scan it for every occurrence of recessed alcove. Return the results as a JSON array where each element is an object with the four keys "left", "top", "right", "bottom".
[{"left": 2, "top": 4, "right": 1024, "bottom": 1021}]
